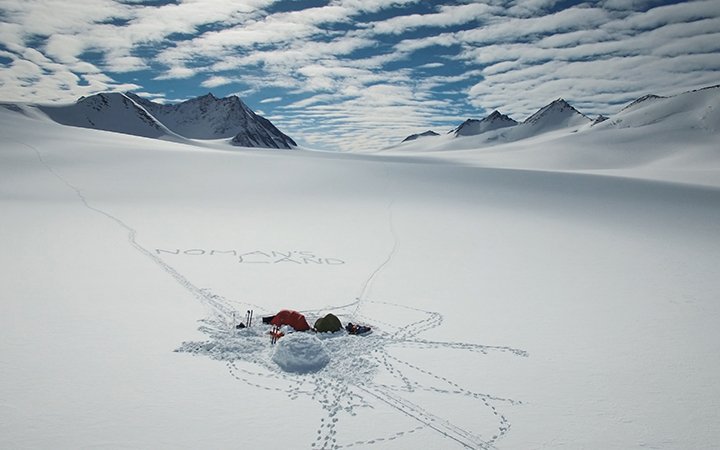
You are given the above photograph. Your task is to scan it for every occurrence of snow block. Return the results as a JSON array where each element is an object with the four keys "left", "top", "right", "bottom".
[{"left": 272, "top": 332, "right": 330, "bottom": 373}]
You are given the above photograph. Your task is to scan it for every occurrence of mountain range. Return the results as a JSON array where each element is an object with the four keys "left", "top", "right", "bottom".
[
  {"left": 393, "top": 85, "right": 720, "bottom": 165},
  {"left": 1, "top": 92, "right": 296, "bottom": 149},
  {"left": 2, "top": 86, "right": 718, "bottom": 153},
  {"left": 399, "top": 86, "right": 720, "bottom": 150},
  {"left": 404, "top": 98, "right": 592, "bottom": 145},
  {"left": 401, "top": 130, "right": 440, "bottom": 142},
  {"left": 451, "top": 110, "right": 518, "bottom": 137}
]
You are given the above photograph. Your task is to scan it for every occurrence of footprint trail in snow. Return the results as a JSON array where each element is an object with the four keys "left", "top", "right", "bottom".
[
  {"left": 20, "top": 135, "right": 528, "bottom": 450},
  {"left": 177, "top": 297, "right": 527, "bottom": 450}
]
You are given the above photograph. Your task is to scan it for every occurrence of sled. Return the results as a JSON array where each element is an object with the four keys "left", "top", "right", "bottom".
[{"left": 345, "top": 323, "right": 372, "bottom": 335}]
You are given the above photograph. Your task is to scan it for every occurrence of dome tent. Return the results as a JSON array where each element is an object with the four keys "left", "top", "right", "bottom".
[
  {"left": 314, "top": 313, "right": 342, "bottom": 333},
  {"left": 270, "top": 309, "right": 311, "bottom": 332}
]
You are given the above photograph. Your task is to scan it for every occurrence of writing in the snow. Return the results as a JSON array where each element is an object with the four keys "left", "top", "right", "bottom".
[{"left": 155, "top": 248, "right": 345, "bottom": 265}]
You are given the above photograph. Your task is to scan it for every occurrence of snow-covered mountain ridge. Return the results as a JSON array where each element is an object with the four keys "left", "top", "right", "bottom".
[
  {"left": 0, "top": 92, "right": 296, "bottom": 149},
  {"left": 451, "top": 110, "right": 518, "bottom": 137},
  {"left": 521, "top": 98, "right": 591, "bottom": 131},
  {"left": 400, "top": 98, "right": 592, "bottom": 144},
  {"left": 401, "top": 130, "right": 439, "bottom": 142},
  {"left": 125, "top": 92, "right": 296, "bottom": 149},
  {"left": 39, "top": 93, "right": 177, "bottom": 140},
  {"left": 397, "top": 85, "right": 720, "bottom": 155}
]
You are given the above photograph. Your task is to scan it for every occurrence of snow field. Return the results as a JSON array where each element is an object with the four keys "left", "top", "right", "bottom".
[{"left": 1, "top": 98, "right": 720, "bottom": 449}]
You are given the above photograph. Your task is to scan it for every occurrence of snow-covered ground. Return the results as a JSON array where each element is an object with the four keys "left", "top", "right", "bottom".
[{"left": 1, "top": 91, "right": 719, "bottom": 450}]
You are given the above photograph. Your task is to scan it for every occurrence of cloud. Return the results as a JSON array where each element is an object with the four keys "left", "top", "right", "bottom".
[
  {"left": 459, "top": 6, "right": 613, "bottom": 45},
  {"left": 294, "top": 64, "right": 394, "bottom": 93},
  {"left": 206, "top": 36, "right": 375, "bottom": 73},
  {"left": 467, "top": 51, "right": 720, "bottom": 120},
  {"left": 155, "top": 66, "right": 197, "bottom": 80},
  {"left": 506, "top": 0, "right": 565, "bottom": 16},
  {"left": 364, "top": 3, "right": 499, "bottom": 35},
  {"left": 330, "top": 0, "right": 421, "bottom": 14},
  {"left": 260, "top": 96, "right": 282, "bottom": 104},
  {"left": 609, "top": 0, "right": 720, "bottom": 30},
  {"left": 418, "top": 62, "right": 445, "bottom": 69},
  {"left": 0, "top": 0, "right": 131, "bottom": 37},
  {"left": 446, "top": 1, "right": 720, "bottom": 121},
  {"left": 104, "top": 55, "right": 147, "bottom": 73},
  {"left": 278, "top": 81, "right": 467, "bottom": 151},
  {"left": 0, "top": 50, "right": 139, "bottom": 102},
  {"left": 155, "top": 4, "right": 356, "bottom": 71},
  {"left": 1, "top": 0, "right": 281, "bottom": 82},
  {"left": 8, "top": 59, "right": 43, "bottom": 81},
  {"left": 201, "top": 76, "right": 233, "bottom": 88}
]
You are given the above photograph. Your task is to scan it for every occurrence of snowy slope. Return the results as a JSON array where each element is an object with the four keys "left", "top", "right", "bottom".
[
  {"left": 126, "top": 92, "right": 297, "bottom": 149},
  {"left": 30, "top": 92, "right": 183, "bottom": 141},
  {"left": 619, "top": 94, "right": 667, "bottom": 113},
  {"left": 2, "top": 97, "right": 720, "bottom": 450},
  {"left": 597, "top": 85, "right": 720, "bottom": 132}
]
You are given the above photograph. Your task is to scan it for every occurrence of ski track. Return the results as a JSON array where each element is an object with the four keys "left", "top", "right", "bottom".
[
  {"left": 12, "top": 138, "right": 238, "bottom": 324},
  {"left": 18, "top": 138, "right": 528, "bottom": 449},
  {"left": 351, "top": 164, "right": 398, "bottom": 319}
]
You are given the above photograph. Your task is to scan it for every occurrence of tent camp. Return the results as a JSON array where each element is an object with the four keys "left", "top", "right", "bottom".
[
  {"left": 314, "top": 313, "right": 342, "bottom": 333},
  {"left": 269, "top": 309, "right": 311, "bottom": 332}
]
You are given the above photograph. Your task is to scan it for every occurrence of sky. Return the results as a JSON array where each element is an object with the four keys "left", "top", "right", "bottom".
[{"left": 1, "top": 0, "right": 719, "bottom": 150}]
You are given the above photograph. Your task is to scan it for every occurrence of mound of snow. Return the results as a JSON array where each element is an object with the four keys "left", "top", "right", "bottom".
[{"left": 272, "top": 332, "right": 330, "bottom": 373}]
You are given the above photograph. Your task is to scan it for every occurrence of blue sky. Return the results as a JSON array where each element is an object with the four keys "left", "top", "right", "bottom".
[{"left": 1, "top": 0, "right": 719, "bottom": 150}]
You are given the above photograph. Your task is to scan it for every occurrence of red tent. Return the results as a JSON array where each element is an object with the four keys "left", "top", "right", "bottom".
[{"left": 270, "top": 309, "right": 311, "bottom": 331}]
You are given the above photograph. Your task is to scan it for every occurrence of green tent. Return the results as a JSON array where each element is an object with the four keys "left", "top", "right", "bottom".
[{"left": 314, "top": 313, "right": 342, "bottom": 333}]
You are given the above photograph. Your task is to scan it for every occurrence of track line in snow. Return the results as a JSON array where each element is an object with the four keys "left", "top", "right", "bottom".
[
  {"left": 180, "top": 298, "right": 527, "bottom": 449},
  {"left": 337, "top": 425, "right": 425, "bottom": 448},
  {"left": 13, "top": 137, "right": 238, "bottom": 323},
  {"left": 352, "top": 165, "right": 399, "bottom": 319},
  {"left": 357, "top": 384, "right": 492, "bottom": 450}
]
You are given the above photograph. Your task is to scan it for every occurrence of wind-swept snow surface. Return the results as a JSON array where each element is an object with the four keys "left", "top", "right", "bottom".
[{"left": 1, "top": 99, "right": 720, "bottom": 450}]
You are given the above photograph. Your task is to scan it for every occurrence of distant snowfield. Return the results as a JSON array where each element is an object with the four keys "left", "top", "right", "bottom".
[{"left": 1, "top": 100, "right": 719, "bottom": 450}]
